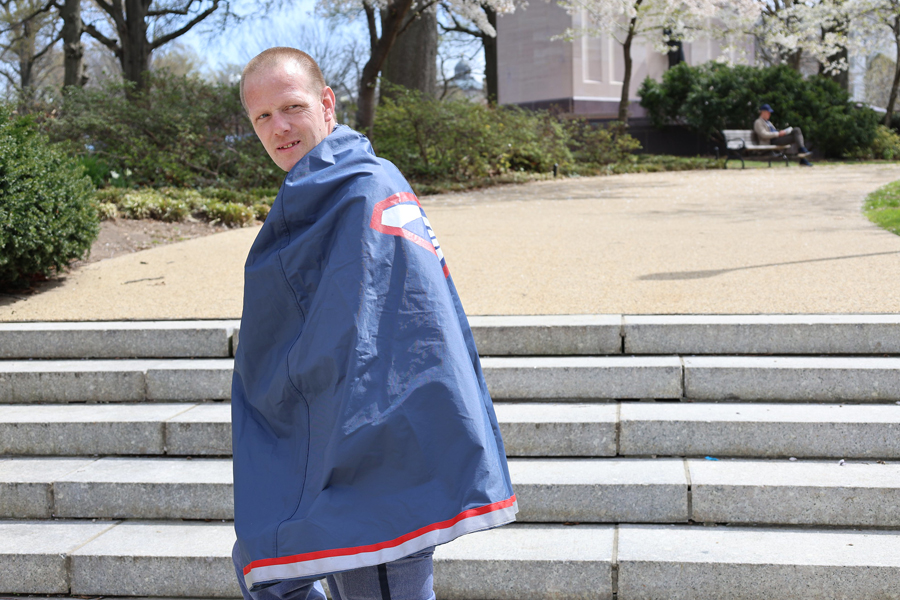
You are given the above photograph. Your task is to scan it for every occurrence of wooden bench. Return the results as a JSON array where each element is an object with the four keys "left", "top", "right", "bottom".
[{"left": 722, "top": 129, "right": 790, "bottom": 169}]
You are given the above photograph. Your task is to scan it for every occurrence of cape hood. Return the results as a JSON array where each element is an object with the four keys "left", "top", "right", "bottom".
[{"left": 231, "top": 125, "right": 516, "bottom": 590}]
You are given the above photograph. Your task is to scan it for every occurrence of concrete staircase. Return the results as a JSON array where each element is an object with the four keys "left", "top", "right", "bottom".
[{"left": 2, "top": 315, "right": 900, "bottom": 599}]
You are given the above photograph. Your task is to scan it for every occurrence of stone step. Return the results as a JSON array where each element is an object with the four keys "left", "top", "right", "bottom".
[
  {"left": 689, "top": 458, "right": 900, "bottom": 527},
  {"left": 0, "top": 458, "right": 233, "bottom": 520},
  {"left": 623, "top": 314, "right": 900, "bottom": 355},
  {"left": 5, "top": 520, "right": 900, "bottom": 600},
  {"left": 9, "top": 315, "right": 900, "bottom": 360},
  {"left": 0, "top": 457, "right": 684, "bottom": 523},
  {"left": 0, "top": 520, "right": 614, "bottom": 599},
  {"left": 6, "top": 402, "right": 900, "bottom": 460},
  {"left": 620, "top": 402, "right": 900, "bottom": 459},
  {"left": 0, "top": 403, "right": 205, "bottom": 456},
  {"left": 0, "top": 359, "right": 234, "bottom": 403},
  {"left": 467, "top": 315, "right": 622, "bottom": 355},
  {"left": 482, "top": 356, "right": 683, "bottom": 399},
  {"left": 617, "top": 524, "right": 900, "bottom": 600},
  {"left": 4, "top": 457, "right": 900, "bottom": 527},
  {"left": 0, "top": 403, "right": 618, "bottom": 458},
  {"left": 0, "top": 320, "right": 238, "bottom": 359},
  {"left": 0, "top": 357, "right": 685, "bottom": 403},
  {"left": 684, "top": 356, "right": 900, "bottom": 402},
  {"left": 6, "top": 356, "right": 900, "bottom": 404}
]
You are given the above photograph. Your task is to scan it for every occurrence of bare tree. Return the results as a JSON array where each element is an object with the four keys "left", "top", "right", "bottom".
[
  {"left": 0, "top": 0, "right": 61, "bottom": 107},
  {"left": 82, "top": 0, "right": 232, "bottom": 94}
]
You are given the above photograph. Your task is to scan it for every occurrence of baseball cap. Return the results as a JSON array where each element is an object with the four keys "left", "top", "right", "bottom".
[{"left": 759, "top": 103, "right": 774, "bottom": 112}]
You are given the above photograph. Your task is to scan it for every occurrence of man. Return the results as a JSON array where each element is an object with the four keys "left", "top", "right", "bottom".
[
  {"left": 753, "top": 103, "right": 813, "bottom": 166},
  {"left": 230, "top": 47, "right": 517, "bottom": 600}
]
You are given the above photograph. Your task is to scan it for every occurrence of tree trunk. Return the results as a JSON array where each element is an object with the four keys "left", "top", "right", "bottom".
[
  {"left": 12, "top": 17, "right": 37, "bottom": 111},
  {"left": 819, "top": 17, "right": 849, "bottom": 92},
  {"left": 61, "top": 0, "right": 86, "bottom": 87},
  {"left": 483, "top": 5, "right": 498, "bottom": 104},
  {"left": 382, "top": 9, "right": 437, "bottom": 99},
  {"left": 885, "top": 16, "right": 900, "bottom": 127},
  {"left": 356, "top": 0, "right": 415, "bottom": 136},
  {"left": 618, "top": 15, "right": 637, "bottom": 125},
  {"left": 17, "top": 18, "right": 35, "bottom": 90},
  {"left": 120, "top": 0, "right": 152, "bottom": 93}
]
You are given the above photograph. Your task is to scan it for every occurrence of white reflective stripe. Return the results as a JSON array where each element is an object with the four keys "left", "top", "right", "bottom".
[
  {"left": 244, "top": 501, "right": 518, "bottom": 588},
  {"left": 421, "top": 216, "right": 445, "bottom": 261},
  {"left": 381, "top": 204, "right": 424, "bottom": 229}
]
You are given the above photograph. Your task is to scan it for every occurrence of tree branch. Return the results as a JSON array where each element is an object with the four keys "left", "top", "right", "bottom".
[
  {"left": 32, "top": 31, "right": 62, "bottom": 60},
  {"left": 150, "top": 0, "right": 220, "bottom": 50},
  {"left": 397, "top": 0, "right": 439, "bottom": 37},
  {"left": 93, "top": 0, "right": 115, "bottom": 15},
  {"left": 364, "top": 1, "right": 377, "bottom": 53},
  {"left": 83, "top": 22, "right": 120, "bottom": 52},
  {"left": 438, "top": 6, "right": 482, "bottom": 39}
]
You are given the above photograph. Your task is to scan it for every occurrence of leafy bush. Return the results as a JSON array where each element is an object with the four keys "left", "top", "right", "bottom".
[
  {"left": 0, "top": 104, "right": 98, "bottom": 288},
  {"left": 869, "top": 125, "right": 900, "bottom": 160},
  {"left": 51, "top": 72, "right": 282, "bottom": 189},
  {"left": 252, "top": 203, "right": 271, "bottom": 221},
  {"left": 373, "top": 87, "right": 573, "bottom": 182},
  {"left": 96, "top": 202, "right": 119, "bottom": 221},
  {"left": 564, "top": 120, "right": 642, "bottom": 168},
  {"left": 91, "top": 186, "right": 271, "bottom": 226},
  {"left": 639, "top": 63, "right": 879, "bottom": 158},
  {"left": 118, "top": 190, "right": 191, "bottom": 221},
  {"left": 205, "top": 200, "right": 255, "bottom": 227}
]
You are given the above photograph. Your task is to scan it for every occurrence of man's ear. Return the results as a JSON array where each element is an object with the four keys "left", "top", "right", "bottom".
[{"left": 322, "top": 86, "right": 336, "bottom": 124}]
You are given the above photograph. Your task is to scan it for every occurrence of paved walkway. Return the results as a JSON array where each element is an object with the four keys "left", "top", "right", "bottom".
[{"left": 3, "top": 163, "right": 900, "bottom": 321}]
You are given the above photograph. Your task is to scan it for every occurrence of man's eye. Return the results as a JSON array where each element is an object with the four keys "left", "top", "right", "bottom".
[{"left": 257, "top": 113, "right": 269, "bottom": 121}]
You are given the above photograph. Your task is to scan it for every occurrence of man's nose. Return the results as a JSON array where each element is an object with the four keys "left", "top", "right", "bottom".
[{"left": 271, "top": 112, "right": 290, "bottom": 133}]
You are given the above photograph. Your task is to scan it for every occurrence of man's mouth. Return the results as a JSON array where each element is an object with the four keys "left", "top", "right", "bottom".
[{"left": 278, "top": 140, "right": 301, "bottom": 150}]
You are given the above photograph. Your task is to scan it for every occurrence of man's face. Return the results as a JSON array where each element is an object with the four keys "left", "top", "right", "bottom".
[
  {"left": 760, "top": 110, "right": 771, "bottom": 120},
  {"left": 244, "top": 60, "right": 336, "bottom": 172}
]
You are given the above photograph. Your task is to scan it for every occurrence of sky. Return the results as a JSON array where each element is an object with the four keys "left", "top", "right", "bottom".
[
  {"left": 182, "top": 0, "right": 323, "bottom": 71},
  {"left": 180, "top": 0, "right": 485, "bottom": 85}
]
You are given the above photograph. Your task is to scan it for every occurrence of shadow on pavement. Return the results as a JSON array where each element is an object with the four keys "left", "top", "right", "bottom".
[{"left": 639, "top": 250, "right": 900, "bottom": 280}]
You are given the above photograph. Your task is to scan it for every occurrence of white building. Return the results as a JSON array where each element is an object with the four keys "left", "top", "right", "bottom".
[{"left": 496, "top": 3, "right": 752, "bottom": 119}]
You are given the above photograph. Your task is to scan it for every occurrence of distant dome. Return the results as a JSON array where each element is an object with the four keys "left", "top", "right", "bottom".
[{"left": 454, "top": 60, "right": 472, "bottom": 79}]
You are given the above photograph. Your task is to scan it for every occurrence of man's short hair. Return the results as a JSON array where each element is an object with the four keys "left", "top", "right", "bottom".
[{"left": 240, "top": 47, "right": 327, "bottom": 112}]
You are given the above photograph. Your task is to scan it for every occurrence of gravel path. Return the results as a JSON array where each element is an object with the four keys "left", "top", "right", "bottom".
[{"left": 3, "top": 163, "right": 900, "bottom": 321}]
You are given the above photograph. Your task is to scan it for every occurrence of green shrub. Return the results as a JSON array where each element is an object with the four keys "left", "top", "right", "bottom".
[
  {"left": 0, "top": 104, "right": 98, "bottom": 288},
  {"left": 870, "top": 125, "right": 900, "bottom": 160},
  {"left": 51, "top": 72, "right": 281, "bottom": 189},
  {"left": 639, "top": 63, "right": 879, "bottom": 158},
  {"left": 89, "top": 185, "right": 271, "bottom": 226},
  {"left": 117, "top": 189, "right": 190, "bottom": 221},
  {"left": 252, "top": 203, "right": 271, "bottom": 221},
  {"left": 373, "top": 87, "right": 573, "bottom": 182},
  {"left": 205, "top": 200, "right": 255, "bottom": 227},
  {"left": 564, "top": 120, "right": 641, "bottom": 167},
  {"left": 96, "top": 202, "right": 119, "bottom": 220}
]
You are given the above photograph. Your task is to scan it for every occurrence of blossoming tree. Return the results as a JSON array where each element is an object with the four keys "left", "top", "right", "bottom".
[{"left": 553, "top": 0, "right": 763, "bottom": 124}]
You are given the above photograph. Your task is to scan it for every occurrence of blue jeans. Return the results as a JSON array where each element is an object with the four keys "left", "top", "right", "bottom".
[{"left": 232, "top": 542, "right": 436, "bottom": 600}]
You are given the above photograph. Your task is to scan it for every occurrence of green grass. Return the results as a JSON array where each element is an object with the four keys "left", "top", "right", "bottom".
[{"left": 863, "top": 180, "right": 900, "bottom": 236}]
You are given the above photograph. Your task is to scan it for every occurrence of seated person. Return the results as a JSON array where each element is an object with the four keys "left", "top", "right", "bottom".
[{"left": 753, "top": 103, "right": 813, "bottom": 166}]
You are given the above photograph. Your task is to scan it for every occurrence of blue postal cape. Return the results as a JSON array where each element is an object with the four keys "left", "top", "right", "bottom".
[{"left": 231, "top": 125, "right": 516, "bottom": 590}]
